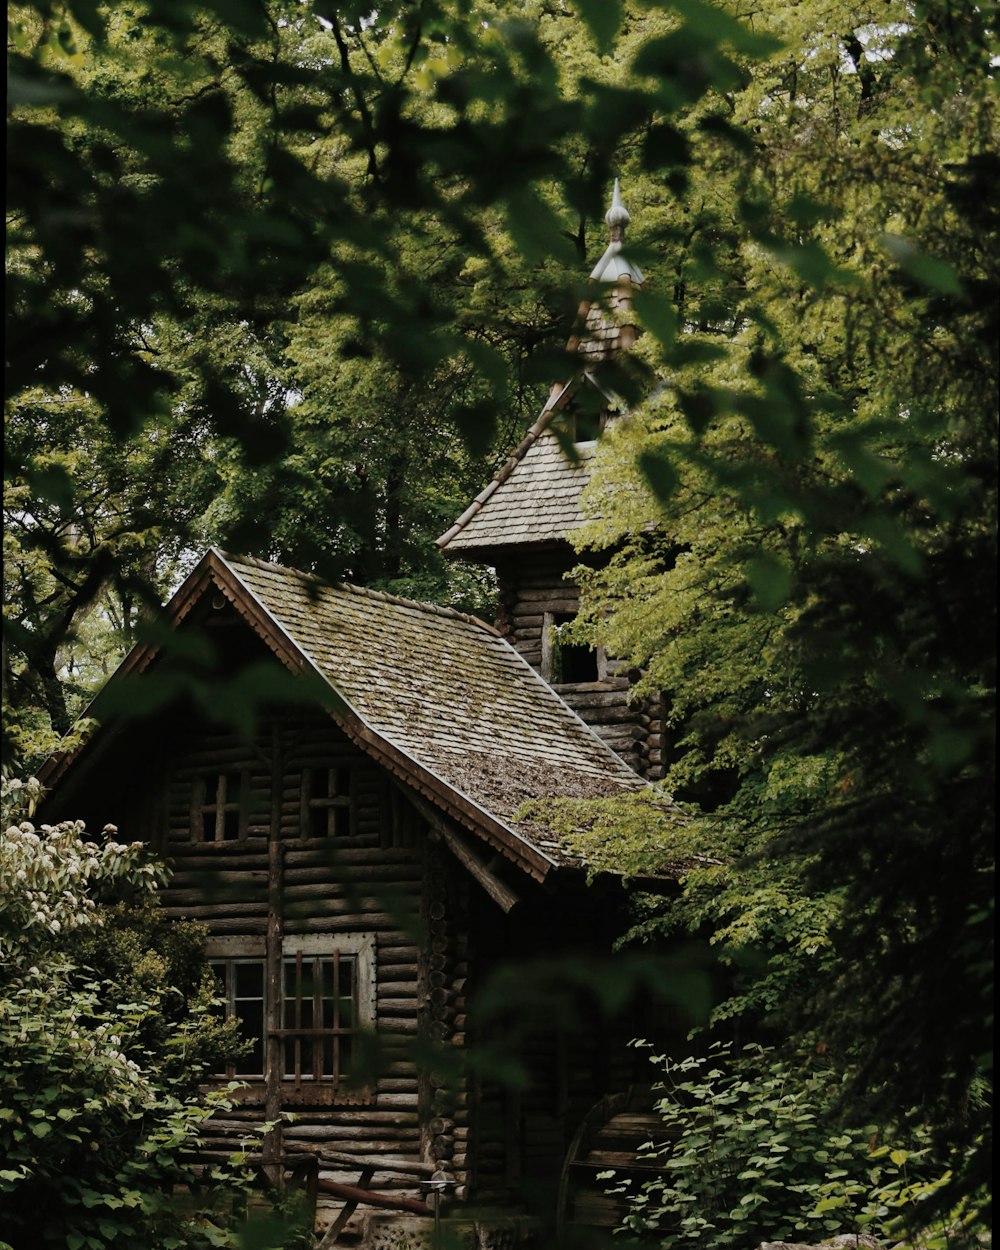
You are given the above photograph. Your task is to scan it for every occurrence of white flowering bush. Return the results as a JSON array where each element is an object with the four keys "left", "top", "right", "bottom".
[
  {"left": 0, "top": 779, "right": 276, "bottom": 1250},
  {"left": 1, "top": 800, "right": 164, "bottom": 964},
  {"left": 0, "top": 961, "right": 248, "bottom": 1250}
]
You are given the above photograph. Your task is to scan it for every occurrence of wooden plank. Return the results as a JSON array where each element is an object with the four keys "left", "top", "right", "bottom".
[
  {"left": 405, "top": 790, "right": 520, "bottom": 914},
  {"left": 314, "top": 1177, "right": 430, "bottom": 1216},
  {"left": 315, "top": 1164, "right": 375, "bottom": 1248},
  {"left": 302, "top": 1149, "right": 434, "bottom": 1177}
]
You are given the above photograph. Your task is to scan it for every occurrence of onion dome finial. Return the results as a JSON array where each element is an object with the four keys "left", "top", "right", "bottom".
[{"left": 604, "top": 178, "right": 630, "bottom": 235}]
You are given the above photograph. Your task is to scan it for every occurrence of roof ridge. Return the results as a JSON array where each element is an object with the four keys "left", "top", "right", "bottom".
[{"left": 214, "top": 548, "right": 500, "bottom": 636}]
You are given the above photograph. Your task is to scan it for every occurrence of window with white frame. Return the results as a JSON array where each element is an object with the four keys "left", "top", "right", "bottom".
[
  {"left": 207, "top": 933, "right": 375, "bottom": 1099},
  {"left": 210, "top": 955, "right": 266, "bottom": 1077}
]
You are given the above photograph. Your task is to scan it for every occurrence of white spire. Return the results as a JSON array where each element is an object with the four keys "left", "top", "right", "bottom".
[
  {"left": 589, "top": 179, "right": 644, "bottom": 285},
  {"left": 604, "top": 178, "right": 631, "bottom": 231}
]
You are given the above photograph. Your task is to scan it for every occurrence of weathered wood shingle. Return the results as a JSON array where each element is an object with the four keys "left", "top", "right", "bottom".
[
  {"left": 216, "top": 552, "right": 644, "bottom": 868},
  {"left": 438, "top": 182, "right": 643, "bottom": 559},
  {"left": 437, "top": 432, "right": 595, "bottom": 553}
]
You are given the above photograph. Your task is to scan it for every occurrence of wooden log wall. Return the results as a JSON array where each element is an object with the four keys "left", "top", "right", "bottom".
[
  {"left": 152, "top": 709, "right": 472, "bottom": 1214},
  {"left": 462, "top": 881, "right": 650, "bottom": 1209},
  {"left": 495, "top": 551, "right": 667, "bottom": 780},
  {"left": 468, "top": 1013, "right": 637, "bottom": 1203}
]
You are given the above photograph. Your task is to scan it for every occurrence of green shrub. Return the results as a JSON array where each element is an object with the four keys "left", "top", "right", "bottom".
[
  {"left": 0, "top": 788, "right": 307, "bottom": 1249},
  {"left": 614, "top": 1042, "right": 983, "bottom": 1250}
]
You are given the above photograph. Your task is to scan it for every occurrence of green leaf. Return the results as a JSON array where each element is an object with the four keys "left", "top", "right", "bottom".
[
  {"left": 574, "top": 0, "right": 624, "bottom": 54},
  {"left": 744, "top": 553, "right": 792, "bottom": 612},
  {"left": 27, "top": 463, "right": 74, "bottom": 511},
  {"left": 927, "top": 729, "right": 974, "bottom": 770},
  {"left": 638, "top": 448, "right": 679, "bottom": 504},
  {"left": 674, "top": 0, "right": 783, "bottom": 56},
  {"left": 766, "top": 239, "right": 858, "bottom": 290},
  {"left": 859, "top": 515, "right": 924, "bottom": 576},
  {"left": 881, "top": 235, "right": 963, "bottom": 295},
  {"left": 813, "top": 1196, "right": 847, "bottom": 1213},
  {"left": 634, "top": 290, "right": 679, "bottom": 350}
]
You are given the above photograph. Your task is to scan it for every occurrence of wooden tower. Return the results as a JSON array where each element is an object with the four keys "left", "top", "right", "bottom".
[{"left": 437, "top": 183, "right": 667, "bottom": 780}]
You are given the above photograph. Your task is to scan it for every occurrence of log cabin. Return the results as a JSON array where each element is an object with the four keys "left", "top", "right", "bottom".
[{"left": 37, "top": 187, "right": 682, "bottom": 1247}]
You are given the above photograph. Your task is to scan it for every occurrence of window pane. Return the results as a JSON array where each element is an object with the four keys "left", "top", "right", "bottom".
[
  {"left": 334, "top": 766, "right": 351, "bottom": 796},
  {"left": 332, "top": 805, "right": 351, "bottom": 837},
  {"left": 234, "top": 961, "right": 263, "bottom": 999},
  {"left": 298, "top": 962, "right": 315, "bottom": 1002},
  {"left": 233, "top": 1000, "right": 264, "bottom": 1076},
  {"left": 209, "top": 961, "right": 228, "bottom": 1018},
  {"left": 281, "top": 949, "right": 360, "bottom": 1082}
]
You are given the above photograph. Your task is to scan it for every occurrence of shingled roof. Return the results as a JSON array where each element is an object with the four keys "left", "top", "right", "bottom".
[
  {"left": 42, "top": 550, "right": 645, "bottom": 882},
  {"left": 435, "top": 381, "right": 597, "bottom": 555}
]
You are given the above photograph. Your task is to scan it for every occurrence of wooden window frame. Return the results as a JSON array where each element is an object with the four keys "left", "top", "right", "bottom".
[
  {"left": 209, "top": 949, "right": 267, "bottom": 1080},
  {"left": 193, "top": 770, "right": 249, "bottom": 843},
  {"left": 541, "top": 612, "right": 606, "bottom": 685},
  {"left": 570, "top": 406, "right": 607, "bottom": 446},
  {"left": 205, "top": 933, "right": 376, "bottom": 1107},
  {"left": 300, "top": 761, "right": 356, "bottom": 840}
]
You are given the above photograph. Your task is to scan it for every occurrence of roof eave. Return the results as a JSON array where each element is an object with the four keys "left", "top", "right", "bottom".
[{"left": 205, "top": 554, "right": 561, "bottom": 882}]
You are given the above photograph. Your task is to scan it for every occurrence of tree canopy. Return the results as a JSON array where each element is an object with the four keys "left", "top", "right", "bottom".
[{"left": 4, "top": 0, "right": 996, "bottom": 1240}]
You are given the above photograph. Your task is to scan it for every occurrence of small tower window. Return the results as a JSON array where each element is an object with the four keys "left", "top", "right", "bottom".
[
  {"left": 559, "top": 396, "right": 607, "bottom": 445},
  {"left": 571, "top": 405, "right": 606, "bottom": 444},
  {"left": 302, "top": 764, "right": 355, "bottom": 838},
  {"left": 542, "top": 614, "right": 601, "bottom": 685}
]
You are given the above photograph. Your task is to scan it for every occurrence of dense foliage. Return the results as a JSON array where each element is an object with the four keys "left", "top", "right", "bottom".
[
  {"left": 4, "top": 0, "right": 995, "bottom": 1242},
  {"left": 0, "top": 784, "right": 288, "bottom": 1250},
  {"left": 615, "top": 1043, "right": 977, "bottom": 1250},
  {"left": 563, "top": 0, "right": 995, "bottom": 1231}
]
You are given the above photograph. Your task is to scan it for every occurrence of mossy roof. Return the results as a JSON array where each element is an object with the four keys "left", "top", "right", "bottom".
[
  {"left": 40, "top": 550, "right": 645, "bottom": 881},
  {"left": 437, "top": 291, "right": 636, "bottom": 558},
  {"left": 436, "top": 380, "right": 596, "bottom": 556},
  {"left": 218, "top": 551, "right": 643, "bottom": 872}
]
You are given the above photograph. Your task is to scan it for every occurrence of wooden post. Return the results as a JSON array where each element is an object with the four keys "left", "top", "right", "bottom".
[
  {"left": 263, "top": 724, "right": 284, "bottom": 1187},
  {"left": 398, "top": 785, "right": 520, "bottom": 913}
]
